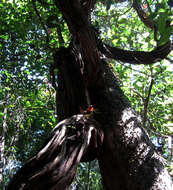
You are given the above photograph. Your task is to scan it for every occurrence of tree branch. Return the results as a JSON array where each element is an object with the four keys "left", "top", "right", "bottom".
[
  {"left": 7, "top": 114, "right": 104, "bottom": 190},
  {"left": 98, "top": 41, "right": 171, "bottom": 64},
  {"left": 130, "top": 88, "right": 144, "bottom": 100},
  {"left": 56, "top": 16, "right": 65, "bottom": 46},
  {"left": 166, "top": 57, "right": 173, "bottom": 63},
  {"left": 143, "top": 76, "right": 154, "bottom": 128},
  {"left": 132, "top": 0, "right": 153, "bottom": 29},
  {"left": 54, "top": 0, "right": 102, "bottom": 85},
  {"left": 32, "top": 0, "right": 50, "bottom": 46}
]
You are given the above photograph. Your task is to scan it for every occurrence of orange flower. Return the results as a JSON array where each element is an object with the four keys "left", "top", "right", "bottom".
[{"left": 86, "top": 105, "right": 95, "bottom": 112}]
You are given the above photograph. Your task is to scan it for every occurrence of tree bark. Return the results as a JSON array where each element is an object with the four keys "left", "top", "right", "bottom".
[
  {"left": 51, "top": 44, "right": 173, "bottom": 189},
  {"left": 42, "top": 0, "right": 173, "bottom": 189},
  {"left": 7, "top": 0, "right": 173, "bottom": 189},
  {"left": 90, "top": 60, "right": 173, "bottom": 189},
  {"left": 7, "top": 115, "right": 103, "bottom": 190}
]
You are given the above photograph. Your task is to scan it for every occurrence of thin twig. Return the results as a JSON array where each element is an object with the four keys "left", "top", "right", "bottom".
[
  {"left": 143, "top": 69, "right": 154, "bottom": 128},
  {"left": 56, "top": 15, "right": 65, "bottom": 46},
  {"left": 130, "top": 88, "right": 144, "bottom": 100},
  {"left": 86, "top": 162, "right": 91, "bottom": 190},
  {"left": 132, "top": 0, "right": 153, "bottom": 29},
  {"left": 32, "top": 0, "right": 50, "bottom": 47}
]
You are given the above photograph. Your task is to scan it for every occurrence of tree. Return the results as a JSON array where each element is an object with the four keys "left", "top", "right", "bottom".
[
  {"left": 3, "top": 0, "right": 173, "bottom": 189},
  {"left": 0, "top": 58, "right": 56, "bottom": 189}
]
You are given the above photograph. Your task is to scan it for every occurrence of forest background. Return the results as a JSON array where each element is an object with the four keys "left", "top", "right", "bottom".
[{"left": 0, "top": 0, "right": 173, "bottom": 189}]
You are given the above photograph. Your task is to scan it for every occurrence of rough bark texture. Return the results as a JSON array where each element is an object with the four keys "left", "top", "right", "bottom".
[
  {"left": 52, "top": 1, "right": 172, "bottom": 188},
  {"left": 7, "top": 115, "right": 103, "bottom": 190},
  {"left": 51, "top": 47, "right": 87, "bottom": 120},
  {"left": 7, "top": 0, "right": 173, "bottom": 189},
  {"left": 90, "top": 60, "right": 173, "bottom": 189}
]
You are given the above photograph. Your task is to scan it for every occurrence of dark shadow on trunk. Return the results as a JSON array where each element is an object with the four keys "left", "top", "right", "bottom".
[{"left": 89, "top": 60, "right": 173, "bottom": 190}]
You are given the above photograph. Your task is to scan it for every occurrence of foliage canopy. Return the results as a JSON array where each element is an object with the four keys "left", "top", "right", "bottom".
[{"left": 0, "top": 0, "right": 173, "bottom": 188}]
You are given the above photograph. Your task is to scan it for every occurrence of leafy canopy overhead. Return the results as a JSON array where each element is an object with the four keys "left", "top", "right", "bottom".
[{"left": 0, "top": 0, "right": 173, "bottom": 187}]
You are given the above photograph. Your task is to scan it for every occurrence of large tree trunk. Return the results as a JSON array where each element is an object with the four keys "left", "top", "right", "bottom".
[
  {"left": 51, "top": 45, "right": 173, "bottom": 189},
  {"left": 7, "top": 47, "right": 173, "bottom": 190},
  {"left": 52, "top": 1, "right": 172, "bottom": 188},
  {"left": 89, "top": 60, "right": 173, "bottom": 189},
  {"left": 7, "top": 0, "right": 173, "bottom": 189}
]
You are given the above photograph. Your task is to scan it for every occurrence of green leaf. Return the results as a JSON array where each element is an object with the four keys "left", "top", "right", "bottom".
[
  {"left": 26, "top": 101, "right": 31, "bottom": 107},
  {"left": 0, "top": 112, "right": 4, "bottom": 116},
  {"left": 0, "top": 35, "right": 8, "bottom": 40},
  {"left": 158, "top": 25, "right": 173, "bottom": 45},
  {"left": 25, "top": 70, "right": 30, "bottom": 75}
]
